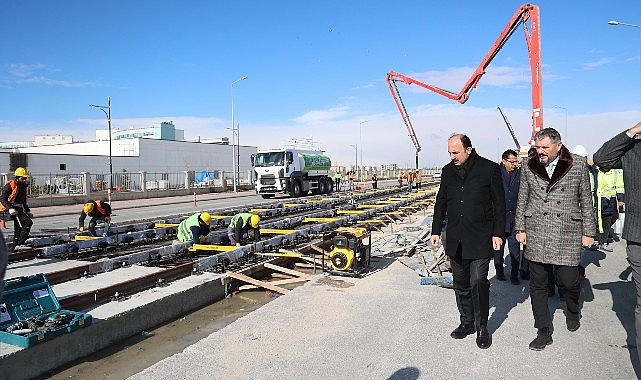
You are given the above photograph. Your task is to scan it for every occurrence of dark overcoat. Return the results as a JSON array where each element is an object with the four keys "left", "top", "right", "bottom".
[
  {"left": 593, "top": 131, "right": 641, "bottom": 244},
  {"left": 432, "top": 150, "right": 506, "bottom": 260},
  {"left": 514, "top": 146, "right": 596, "bottom": 266},
  {"left": 501, "top": 165, "right": 521, "bottom": 233}
]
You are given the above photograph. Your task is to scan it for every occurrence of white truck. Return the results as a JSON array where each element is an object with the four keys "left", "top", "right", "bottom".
[{"left": 252, "top": 149, "right": 334, "bottom": 198}]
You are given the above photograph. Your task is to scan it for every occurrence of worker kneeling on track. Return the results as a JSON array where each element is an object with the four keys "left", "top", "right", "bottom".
[
  {"left": 0, "top": 167, "right": 34, "bottom": 252},
  {"left": 177, "top": 212, "right": 212, "bottom": 245},
  {"left": 79, "top": 200, "right": 112, "bottom": 237},
  {"left": 227, "top": 213, "right": 260, "bottom": 247}
]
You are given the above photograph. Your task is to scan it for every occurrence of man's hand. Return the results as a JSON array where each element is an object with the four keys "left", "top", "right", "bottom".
[
  {"left": 27, "top": 212, "right": 33, "bottom": 218},
  {"left": 516, "top": 231, "right": 527, "bottom": 245},
  {"left": 235, "top": 243, "right": 241, "bottom": 247},
  {"left": 492, "top": 237, "right": 503, "bottom": 251},
  {"left": 430, "top": 235, "right": 441, "bottom": 247},
  {"left": 582, "top": 235, "right": 595, "bottom": 248},
  {"left": 78, "top": 226, "right": 87, "bottom": 232},
  {"left": 104, "top": 216, "right": 111, "bottom": 223},
  {"left": 198, "top": 235, "right": 206, "bottom": 243},
  {"left": 8, "top": 208, "right": 16, "bottom": 216},
  {"left": 628, "top": 121, "right": 641, "bottom": 136}
]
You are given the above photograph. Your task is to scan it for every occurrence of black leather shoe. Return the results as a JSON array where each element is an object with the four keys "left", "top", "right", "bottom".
[
  {"left": 496, "top": 273, "right": 506, "bottom": 281},
  {"left": 450, "top": 324, "right": 475, "bottom": 339},
  {"left": 476, "top": 327, "right": 492, "bottom": 349},
  {"left": 529, "top": 333, "right": 553, "bottom": 351},
  {"left": 567, "top": 317, "right": 580, "bottom": 332}
]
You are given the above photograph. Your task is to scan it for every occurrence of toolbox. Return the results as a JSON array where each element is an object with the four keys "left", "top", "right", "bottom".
[{"left": 0, "top": 273, "right": 92, "bottom": 348}]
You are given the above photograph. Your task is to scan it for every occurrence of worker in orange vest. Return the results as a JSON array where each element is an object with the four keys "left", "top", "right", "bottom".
[
  {"left": 415, "top": 170, "right": 422, "bottom": 190},
  {"left": 398, "top": 171, "right": 404, "bottom": 188},
  {"left": 79, "top": 200, "right": 113, "bottom": 236},
  {"left": 0, "top": 167, "right": 34, "bottom": 251}
]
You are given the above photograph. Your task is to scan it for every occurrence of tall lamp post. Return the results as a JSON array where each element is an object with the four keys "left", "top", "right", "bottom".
[
  {"left": 608, "top": 20, "right": 641, "bottom": 108},
  {"left": 552, "top": 105, "right": 567, "bottom": 146},
  {"left": 90, "top": 97, "right": 113, "bottom": 196},
  {"left": 231, "top": 76, "right": 248, "bottom": 192},
  {"left": 358, "top": 120, "right": 368, "bottom": 180}
]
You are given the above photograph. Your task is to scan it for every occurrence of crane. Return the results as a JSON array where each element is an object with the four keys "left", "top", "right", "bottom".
[
  {"left": 386, "top": 3, "right": 542, "bottom": 153},
  {"left": 497, "top": 106, "right": 521, "bottom": 151}
]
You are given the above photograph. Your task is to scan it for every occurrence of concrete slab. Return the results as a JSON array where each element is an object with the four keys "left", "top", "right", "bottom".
[{"left": 6, "top": 258, "right": 90, "bottom": 278}]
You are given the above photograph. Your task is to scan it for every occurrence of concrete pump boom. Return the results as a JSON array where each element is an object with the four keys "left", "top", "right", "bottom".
[{"left": 386, "top": 3, "right": 543, "bottom": 149}]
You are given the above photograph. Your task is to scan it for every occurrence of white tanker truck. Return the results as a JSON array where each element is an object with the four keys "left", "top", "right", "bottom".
[{"left": 252, "top": 149, "right": 334, "bottom": 198}]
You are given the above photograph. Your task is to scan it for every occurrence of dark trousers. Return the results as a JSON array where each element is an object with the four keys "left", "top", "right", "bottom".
[
  {"left": 12, "top": 212, "right": 33, "bottom": 248},
  {"left": 627, "top": 241, "right": 641, "bottom": 366},
  {"left": 529, "top": 260, "right": 580, "bottom": 330},
  {"left": 493, "top": 230, "right": 521, "bottom": 279},
  {"left": 450, "top": 247, "right": 490, "bottom": 328},
  {"left": 598, "top": 213, "right": 614, "bottom": 245}
]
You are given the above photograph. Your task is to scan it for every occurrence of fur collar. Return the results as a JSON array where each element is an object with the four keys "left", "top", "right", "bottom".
[{"left": 527, "top": 144, "right": 573, "bottom": 192}]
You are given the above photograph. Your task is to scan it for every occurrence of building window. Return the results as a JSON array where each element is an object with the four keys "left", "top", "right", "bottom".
[{"left": 59, "top": 164, "right": 66, "bottom": 171}]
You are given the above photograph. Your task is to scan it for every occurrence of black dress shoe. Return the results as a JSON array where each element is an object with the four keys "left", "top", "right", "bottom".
[
  {"left": 567, "top": 315, "right": 581, "bottom": 332},
  {"left": 476, "top": 327, "right": 492, "bottom": 349},
  {"left": 529, "top": 333, "right": 553, "bottom": 351},
  {"left": 450, "top": 324, "right": 475, "bottom": 339}
]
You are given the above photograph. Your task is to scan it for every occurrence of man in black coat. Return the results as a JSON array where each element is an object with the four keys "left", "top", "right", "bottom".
[{"left": 430, "top": 134, "right": 505, "bottom": 349}]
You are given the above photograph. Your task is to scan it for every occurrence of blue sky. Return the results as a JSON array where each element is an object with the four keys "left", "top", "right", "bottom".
[{"left": 2, "top": 1, "right": 641, "bottom": 168}]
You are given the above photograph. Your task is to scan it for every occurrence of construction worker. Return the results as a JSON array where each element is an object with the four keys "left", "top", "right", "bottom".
[
  {"left": 227, "top": 212, "right": 260, "bottom": 247},
  {"left": 79, "top": 200, "right": 112, "bottom": 237},
  {"left": 407, "top": 170, "right": 415, "bottom": 192},
  {"left": 177, "top": 212, "right": 212, "bottom": 245},
  {"left": 415, "top": 169, "right": 422, "bottom": 190},
  {"left": 398, "top": 171, "right": 404, "bottom": 188},
  {"left": 594, "top": 167, "right": 625, "bottom": 251},
  {"left": 371, "top": 173, "right": 378, "bottom": 189},
  {"left": 0, "top": 167, "right": 34, "bottom": 251},
  {"left": 333, "top": 171, "right": 343, "bottom": 192},
  {"left": 348, "top": 170, "right": 355, "bottom": 190}
]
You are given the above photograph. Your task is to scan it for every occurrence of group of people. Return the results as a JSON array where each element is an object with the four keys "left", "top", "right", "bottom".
[
  {"left": 176, "top": 210, "right": 261, "bottom": 247},
  {"left": 430, "top": 124, "right": 641, "bottom": 358},
  {"left": 397, "top": 169, "right": 422, "bottom": 192}
]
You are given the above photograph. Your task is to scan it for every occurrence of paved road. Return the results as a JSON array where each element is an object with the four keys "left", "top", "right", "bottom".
[{"left": 130, "top": 237, "right": 639, "bottom": 379}]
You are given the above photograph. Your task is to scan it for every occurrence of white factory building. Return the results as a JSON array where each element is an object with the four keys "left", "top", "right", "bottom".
[{"left": 0, "top": 121, "right": 257, "bottom": 189}]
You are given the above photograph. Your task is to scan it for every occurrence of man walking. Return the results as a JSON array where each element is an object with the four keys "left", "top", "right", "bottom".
[
  {"left": 0, "top": 167, "right": 34, "bottom": 251},
  {"left": 430, "top": 134, "right": 505, "bottom": 349},
  {"left": 494, "top": 149, "right": 523, "bottom": 284},
  {"left": 515, "top": 128, "right": 595, "bottom": 351},
  {"left": 593, "top": 121, "right": 641, "bottom": 365}
]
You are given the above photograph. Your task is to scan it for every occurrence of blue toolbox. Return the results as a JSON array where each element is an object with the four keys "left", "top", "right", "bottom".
[{"left": 0, "top": 273, "right": 92, "bottom": 348}]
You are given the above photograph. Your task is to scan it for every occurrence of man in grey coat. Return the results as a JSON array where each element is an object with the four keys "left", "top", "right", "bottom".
[
  {"left": 593, "top": 121, "right": 641, "bottom": 365},
  {"left": 515, "top": 128, "right": 596, "bottom": 351}
]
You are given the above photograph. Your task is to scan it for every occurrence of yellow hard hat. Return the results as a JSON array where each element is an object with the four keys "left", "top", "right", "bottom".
[
  {"left": 14, "top": 167, "right": 29, "bottom": 177},
  {"left": 200, "top": 212, "right": 212, "bottom": 225},
  {"left": 250, "top": 214, "right": 260, "bottom": 228},
  {"left": 83, "top": 203, "right": 94, "bottom": 214}
]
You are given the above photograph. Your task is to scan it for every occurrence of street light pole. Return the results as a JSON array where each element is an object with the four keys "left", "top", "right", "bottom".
[
  {"left": 230, "top": 76, "right": 248, "bottom": 192},
  {"left": 553, "top": 105, "right": 567, "bottom": 146},
  {"left": 90, "top": 97, "right": 113, "bottom": 195},
  {"left": 608, "top": 20, "right": 641, "bottom": 109},
  {"left": 358, "top": 120, "right": 368, "bottom": 180}
]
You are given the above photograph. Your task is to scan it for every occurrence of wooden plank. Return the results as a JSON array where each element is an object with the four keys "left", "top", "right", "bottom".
[
  {"left": 226, "top": 271, "right": 290, "bottom": 294},
  {"left": 263, "top": 263, "right": 311, "bottom": 279},
  {"left": 237, "top": 276, "right": 309, "bottom": 290}
]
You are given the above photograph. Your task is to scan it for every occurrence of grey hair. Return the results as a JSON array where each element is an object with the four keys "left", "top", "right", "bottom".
[{"left": 533, "top": 128, "right": 561, "bottom": 143}]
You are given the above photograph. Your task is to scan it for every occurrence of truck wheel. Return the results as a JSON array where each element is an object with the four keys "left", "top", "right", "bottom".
[
  {"left": 290, "top": 181, "right": 302, "bottom": 197},
  {"left": 319, "top": 179, "right": 329, "bottom": 194},
  {"left": 261, "top": 194, "right": 274, "bottom": 199}
]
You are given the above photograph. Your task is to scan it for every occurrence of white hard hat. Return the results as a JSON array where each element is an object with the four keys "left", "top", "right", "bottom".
[{"left": 571, "top": 145, "right": 588, "bottom": 157}]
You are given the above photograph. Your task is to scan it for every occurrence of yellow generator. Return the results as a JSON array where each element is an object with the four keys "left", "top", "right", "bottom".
[{"left": 323, "top": 227, "right": 371, "bottom": 277}]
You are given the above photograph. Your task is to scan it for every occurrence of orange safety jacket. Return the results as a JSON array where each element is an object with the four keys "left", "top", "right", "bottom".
[
  {"left": 0, "top": 180, "right": 23, "bottom": 212},
  {"left": 94, "top": 200, "right": 108, "bottom": 216}
]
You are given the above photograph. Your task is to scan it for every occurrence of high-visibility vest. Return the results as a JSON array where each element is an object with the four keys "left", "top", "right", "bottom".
[
  {"left": 596, "top": 168, "right": 625, "bottom": 233},
  {"left": 95, "top": 200, "right": 108, "bottom": 216},
  {"left": 177, "top": 213, "right": 201, "bottom": 242},
  {"left": 0, "top": 180, "right": 18, "bottom": 212}
]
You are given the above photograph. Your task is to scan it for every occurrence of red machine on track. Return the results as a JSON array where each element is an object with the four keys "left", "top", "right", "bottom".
[{"left": 387, "top": 3, "right": 542, "bottom": 164}]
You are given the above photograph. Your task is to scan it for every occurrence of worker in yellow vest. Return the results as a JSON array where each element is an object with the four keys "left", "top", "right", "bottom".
[{"left": 595, "top": 167, "right": 625, "bottom": 251}]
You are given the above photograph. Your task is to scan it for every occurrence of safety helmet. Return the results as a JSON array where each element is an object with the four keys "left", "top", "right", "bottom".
[
  {"left": 571, "top": 145, "right": 588, "bottom": 158},
  {"left": 14, "top": 167, "right": 29, "bottom": 177},
  {"left": 83, "top": 203, "right": 95, "bottom": 214},
  {"left": 200, "top": 212, "right": 212, "bottom": 225},
  {"left": 250, "top": 214, "right": 260, "bottom": 228}
]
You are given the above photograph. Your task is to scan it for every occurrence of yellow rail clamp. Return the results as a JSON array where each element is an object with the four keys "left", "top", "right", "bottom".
[
  {"left": 260, "top": 228, "right": 299, "bottom": 235},
  {"left": 258, "top": 252, "right": 303, "bottom": 258},
  {"left": 282, "top": 203, "right": 303, "bottom": 207},
  {"left": 376, "top": 200, "right": 397, "bottom": 204},
  {"left": 209, "top": 215, "right": 230, "bottom": 220},
  {"left": 400, "top": 206, "right": 419, "bottom": 210},
  {"left": 154, "top": 223, "right": 179, "bottom": 228},
  {"left": 248, "top": 208, "right": 270, "bottom": 213},
  {"left": 383, "top": 211, "right": 404, "bottom": 215},
  {"left": 303, "top": 217, "right": 339, "bottom": 223},
  {"left": 74, "top": 235, "right": 100, "bottom": 241},
  {"left": 388, "top": 197, "right": 406, "bottom": 201},
  {"left": 189, "top": 244, "right": 237, "bottom": 252},
  {"left": 357, "top": 219, "right": 385, "bottom": 225},
  {"left": 336, "top": 210, "right": 364, "bottom": 215},
  {"left": 356, "top": 204, "right": 384, "bottom": 209}
]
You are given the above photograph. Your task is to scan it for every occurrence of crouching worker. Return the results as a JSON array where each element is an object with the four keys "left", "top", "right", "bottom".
[
  {"left": 177, "top": 212, "right": 212, "bottom": 245},
  {"left": 79, "top": 200, "right": 112, "bottom": 236},
  {"left": 227, "top": 213, "right": 260, "bottom": 247}
]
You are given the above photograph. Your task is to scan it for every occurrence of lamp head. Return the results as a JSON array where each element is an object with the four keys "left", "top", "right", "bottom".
[{"left": 608, "top": 21, "right": 620, "bottom": 25}]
